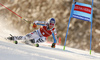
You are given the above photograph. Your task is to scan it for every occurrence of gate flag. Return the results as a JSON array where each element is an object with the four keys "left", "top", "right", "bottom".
[
  {"left": 63, "top": 0, "right": 94, "bottom": 55},
  {"left": 72, "top": 2, "right": 92, "bottom": 22}
]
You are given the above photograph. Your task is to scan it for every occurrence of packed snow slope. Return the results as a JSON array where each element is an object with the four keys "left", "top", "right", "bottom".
[
  {"left": 0, "top": 38, "right": 100, "bottom": 60},
  {"left": 0, "top": 16, "right": 100, "bottom": 60}
]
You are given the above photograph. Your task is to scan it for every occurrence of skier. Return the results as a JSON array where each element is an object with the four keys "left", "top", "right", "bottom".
[{"left": 7, "top": 18, "right": 58, "bottom": 48}]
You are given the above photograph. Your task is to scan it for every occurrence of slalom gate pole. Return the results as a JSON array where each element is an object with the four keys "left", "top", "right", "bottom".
[
  {"left": 90, "top": 0, "right": 94, "bottom": 55},
  {"left": 63, "top": 0, "right": 75, "bottom": 50},
  {"left": 0, "top": 3, "right": 29, "bottom": 22}
]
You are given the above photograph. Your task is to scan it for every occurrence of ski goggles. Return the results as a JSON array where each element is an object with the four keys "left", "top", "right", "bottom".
[{"left": 49, "top": 23, "right": 54, "bottom": 26}]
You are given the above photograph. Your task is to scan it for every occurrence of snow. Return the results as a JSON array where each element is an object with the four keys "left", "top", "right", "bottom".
[
  {"left": 0, "top": 16, "right": 100, "bottom": 60},
  {"left": 0, "top": 37, "right": 100, "bottom": 60}
]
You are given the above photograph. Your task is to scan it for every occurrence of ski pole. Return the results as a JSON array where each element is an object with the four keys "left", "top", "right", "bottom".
[
  {"left": 0, "top": 3, "right": 39, "bottom": 28},
  {"left": 0, "top": 3, "right": 29, "bottom": 22}
]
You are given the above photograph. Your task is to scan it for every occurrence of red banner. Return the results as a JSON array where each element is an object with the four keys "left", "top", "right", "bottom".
[{"left": 74, "top": 5, "right": 91, "bottom": 14}]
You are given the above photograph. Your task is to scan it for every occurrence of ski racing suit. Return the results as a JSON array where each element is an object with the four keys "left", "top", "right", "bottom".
[{"left": 12, "top": 21, "right": 58, "bottom": 44}]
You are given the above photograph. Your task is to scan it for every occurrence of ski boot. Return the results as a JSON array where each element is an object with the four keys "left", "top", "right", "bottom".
[
  {"left": 7, "top": 34, "right": 18, "bottom": 44},
  {"left": 30, "top": 39, "right": 35, "bottom": 43},
  {"left": 29, "top": 39, "right": 39, "bottom": 47},
  {"left": 51, "top": 43, "right": 56, "bottom": 48},
  {"left": 7, "top": 37, "right": 14, "bottom": 40}
]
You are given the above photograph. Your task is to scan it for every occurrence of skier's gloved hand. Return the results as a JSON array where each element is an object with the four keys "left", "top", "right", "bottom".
[
  {"left": 51, "top": 43, "right": 56, "bottom": 48},
  {"left": 32, "top": 23, "right": 37, "bottom": 28},
  {"left": 32, "top": 21, "right": 38, "bottom": 28}
]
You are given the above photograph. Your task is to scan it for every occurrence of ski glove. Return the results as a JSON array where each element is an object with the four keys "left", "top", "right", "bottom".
[
  {"left": 51, "top": 43, "right": 56, "bottom": 48},
  {"left": 32, "top": 23, "right": 37, "bottom": 28}
]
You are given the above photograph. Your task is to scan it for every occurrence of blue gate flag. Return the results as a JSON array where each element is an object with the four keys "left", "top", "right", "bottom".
[{"left": 71, "top": 2, "right": 92, "bottom": 22}]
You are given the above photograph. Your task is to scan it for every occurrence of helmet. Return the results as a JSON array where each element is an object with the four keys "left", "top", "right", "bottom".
[{"left": 48, "top": 18, "right": 55, "bottom": 26}]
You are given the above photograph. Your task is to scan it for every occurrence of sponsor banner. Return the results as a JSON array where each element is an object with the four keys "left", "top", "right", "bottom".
[{"left": 74, "top": 5, "right": 91, "bottom": 14}]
